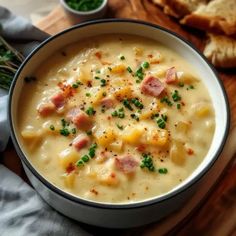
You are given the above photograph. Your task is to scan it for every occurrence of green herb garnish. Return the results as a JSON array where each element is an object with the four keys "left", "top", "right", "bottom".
[
  {"left": 135, "top": 66, "right": 144, "bottom": 81},
  {"left": 172, "top": 90, "right": 181, "bottom": 102},
  {"left": 140, "top": 153, "right": 155, "bottom": 172},
  {"left": 131, "top": 98, "right": 144, "bottom": 109},
  {"left": 142, "top": 61, "right": 150, "bottom": 69},
  {"left": 116, "top": 123, "right": 124, "bottom": 130},
  {"left": 100, "top": 79, "right": 107, "bottom": 87},
  {"left": 158, "top": 168, "right": 168, "bottom": 174},
  {"left": 49, "top": 125, "right": 55, "bottom": 131},
  {"left": 60, "top": 128, "right": 70, "bottom": 136},
  {"left": 127, "top": 66, "right": 133, "bottom": 73},
  {"left": 123, "top": 99, "right": 133, "bottom": 111},
  {"left": 86, "top": 93, "right": 91, "bottom": 97},
  {"left": 76, "top": 143, "right": 97, "bottom": 167},
  {"left": 156, "top": 115, "right": 167, "bottom": 129},
  {"left": 65, "top": 0, "right": 103, "bottom": 12},
  {"left": 119, "top": 55, "right": 125, "bottom": 60},
  {"left": 71, "top": 128, "right": 76, "bottom": 134},
  {"left": 86, "top": 107, "right": 96, "bottom": 116},
  {"left": 130, "top": 113, "right": 139, "bottom": 121},
  {"left": 94, "top": 76, "right": 100, "bottom": 80},
  {"left": 160, "top": 96, "right": 173, "bottom": 106}
]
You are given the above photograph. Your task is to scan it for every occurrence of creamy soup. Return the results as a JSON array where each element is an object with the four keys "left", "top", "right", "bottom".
[{"left": 18, "top": 35, "right": 215, "bottom": 203}]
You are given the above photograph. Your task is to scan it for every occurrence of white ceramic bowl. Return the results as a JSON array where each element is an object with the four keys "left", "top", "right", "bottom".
[
  {"left": 60, "top": 0, "right": 108, "bottom": 23},
  {"left": 9, "top": 19, "right": 230, "bottom": 228}
]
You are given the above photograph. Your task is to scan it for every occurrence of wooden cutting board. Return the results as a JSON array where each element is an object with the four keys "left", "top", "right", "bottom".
[
  {"left": 2, "top": 0, "right": 236, "bottom": 235},
  {"left": 35, "top": 2, "right": 236, "bottom": 235}
]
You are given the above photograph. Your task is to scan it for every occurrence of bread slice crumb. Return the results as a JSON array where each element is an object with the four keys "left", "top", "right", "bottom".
[
  {"left": 181, "top": 0, "right": 236, "bottom": 35},
  {"left": 204, "top": 34, "right": 236, "bottom": 68}
]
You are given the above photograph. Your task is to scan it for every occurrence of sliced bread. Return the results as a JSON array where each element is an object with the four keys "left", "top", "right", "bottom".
[
  {"left": 181, "top": 0, "right": 236, "bottom": 35},
  {"left": 204, "top": 34, "right": 236, "bottom": 68}
]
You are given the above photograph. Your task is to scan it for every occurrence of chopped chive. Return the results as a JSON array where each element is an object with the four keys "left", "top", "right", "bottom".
[
  {"left": 96, "top": 69, "right": 100, "bottom": 74},
  {"left": 85, "top": 92, "right": 91, "bottom": 97},
  {"left": 116, "top": 123, "right": 124, "bottom": 130},
  {"left": 86, "top": 107, "right": 96, "bottom": 116},
  {"left": 60, "top": 128, "right": 70, "bottom": 136},
  {"left": 127, "top": 66, "right": 133, "bottom": 73},
  {"left": 100, "top": 79, "right": 106, "bottom": 87},
  {"left": 82, "top": 155, "right": 90, "bottom": 162},
  {"left": 158, "top": 168, "right": 168, "bottom": 174},
  {"left": 177, "top": 103, "right": 181, "bottom": 109},
  {"left": 49, "top": 125, "right": 55, "bottom": 131},
  {"left": 111, "top": 110, "right": 118, "bottom": 117},
  {"left": 108, "top": 67, "right": 112, "bottom": 71},
  {"left": 76, "top": 160, "right": 84, "bottom": 166},
  {"left": 172, "top": 90, "right": 181, "bottom": 102},
  {"left": 71, "top": 128, "right": 76, "bottom": 134},
  {"left": 131, "top": 98, "right": 144, "bottom": 109},
  {"left": 119, "top": 55, "right": 125, "bottom": 60},
  {"left": 72, "top": 83, "right": 78, "bottom": 88},
  {"left": 130, "top": 113, "right": 139, "bottom": 121},
  {"left": 160, "top": 96, "right": 173, "bottom": 106},
  {"left": 86, "top": 130, "right": 92, "bottom": 135},
  {"left": 123, "top": 99, "right": 133, "bottom": 111},
  {"left": 94, "top": 76, "right": 101, "bottom": 80},
  {"left": 178, "top": 82, "right": 184, "bottom": 87}
]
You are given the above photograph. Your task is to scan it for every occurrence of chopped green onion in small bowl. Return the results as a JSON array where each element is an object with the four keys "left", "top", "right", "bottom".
[{"left": 60, "top": 0, "right": 108, "bottom": 23}]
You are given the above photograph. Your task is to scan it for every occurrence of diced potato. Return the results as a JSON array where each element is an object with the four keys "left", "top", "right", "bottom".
[
  {"left": 99, "top": 172, "right": 120, "bottom": 186},
  {"left": 110, "top": 64, "right": 126, "bottom": 74},
  {"left": 94, "top": 128, "right": 117, "bottom": 147},
  {"left": 175, "top": 121, "right": 190, "bottom": 134},
  {"left": 113, "top": 86, "right": 133, "bottom": 100},
  {"left": 153, "top": 68, "right": 166, "bottom": 77},
  {"left": 77, "top": 69, "right": 90, "bottom": 83},
  {"left": 177, "top": 71, "right": 199, "bottom": 84},
  {"left": 63, "top": 172, "right": 76, "bottom": 188},
  {"left": 109, "top": 140, "right": 123, "bottom": 152},
  {"left": 170, "top": 140, "right": 186, "bottom": 165},
  {"left": 146, "top": 129, "right": 168, "bottom": 146},
  {"left": 133, "top": 47, "right": 143, "bottom": 56},
  {"left": 195, "top": 105, "right": 211, "bottom": 117},
  {"left": 58, "top": 148, "right": 79, "bottom": 169},
  {"left": 90, "top": 88, "right": 106, "bottom": 106},
  {"left": 149, "top": 52, "right": 163, "bottom": 64},
  {"left": 21, "top": 129, "right": 43, "bottom": 151},
  {"left": 21, "top": 129, "right": 42, "bottom": 140},
  {"left": 122, "top": 127, "right": 143, "bottom": 145}
]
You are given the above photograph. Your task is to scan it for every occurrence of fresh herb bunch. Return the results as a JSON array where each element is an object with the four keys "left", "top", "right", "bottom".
[{"left": 0, "top": 36, "right": 24, "bottom": 90}]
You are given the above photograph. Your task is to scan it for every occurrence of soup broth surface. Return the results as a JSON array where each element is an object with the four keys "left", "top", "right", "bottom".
[{"left": 18, "top": 34, "right": 215, "bottom": 203}]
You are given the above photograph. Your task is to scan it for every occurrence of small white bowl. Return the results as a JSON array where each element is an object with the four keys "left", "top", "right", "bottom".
[{"left": 60, "top": 0, "right": 108, "bottom": 23}]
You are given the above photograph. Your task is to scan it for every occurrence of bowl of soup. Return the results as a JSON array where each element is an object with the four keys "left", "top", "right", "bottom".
[{"left": 9, "top": 19, "right": 229, "bottom": 228}]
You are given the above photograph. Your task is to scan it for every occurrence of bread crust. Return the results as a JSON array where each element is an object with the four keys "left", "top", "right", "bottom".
[
  {"left": 182, "top": 14, "right": 236, "bottom": 35},
  {"left": 204, "top": 34, "right": 236, "bottom": 68}
]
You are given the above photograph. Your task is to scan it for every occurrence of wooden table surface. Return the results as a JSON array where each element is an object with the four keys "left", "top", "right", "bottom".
[{"left": 1, "top": 1, "right": 236, "bottom": 235}]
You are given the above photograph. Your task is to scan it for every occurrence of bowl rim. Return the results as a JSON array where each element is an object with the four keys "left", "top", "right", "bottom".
[
  {"left": 60, "top": 0, "right": 107, "bottom": 15},
  {"left": 9, "top": 18, "right": 230, "bottom": 210}
]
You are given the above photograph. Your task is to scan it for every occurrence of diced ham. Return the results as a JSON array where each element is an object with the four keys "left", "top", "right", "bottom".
[
  {"left": 165, "top": 67, "right": 177, "bottom": 84},
  {"left": 141, "top": 76, "right": 165, "bottom": 97},
  {"left": 37, "top": 102, "right": 55, "bottom": 116},
  {"left": 115, "top": 155, "right": 139, "bottom": 174},
  {"left": 67, "top": 107, "right": 92, "bottom": 130},
  {"left": 100, "top": 97, "right": 115, "bottom": 108},
  {"left": 72, "top": 134, "right": 90, "bottom": 151},
  {"left": 50, "top": 92, "right": 65, "bottom": 109}
]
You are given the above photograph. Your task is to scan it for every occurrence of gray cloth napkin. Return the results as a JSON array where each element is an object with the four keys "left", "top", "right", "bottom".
[{"left": 0, "top": 6, "right": 92, "bottom": 236}]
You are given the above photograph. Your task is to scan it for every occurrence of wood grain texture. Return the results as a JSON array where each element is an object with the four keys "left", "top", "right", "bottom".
[{"left": 3, "top": 0, "right": 235, "bottom": 235}]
